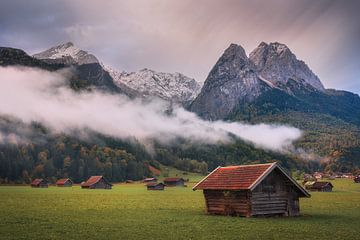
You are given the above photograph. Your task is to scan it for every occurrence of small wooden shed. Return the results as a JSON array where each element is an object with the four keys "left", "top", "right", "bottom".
[
  {"left": 143, "top": 177, "right": 157, "bottom": 183},
  {"left": 164, "top": 177, "right": 185, "bottom": 187},
  {"left": 306, "top": 181, "right": 333, "bottom": 192},
  {"left": 146, "top": 182, "right": 165, "bottom": 190},
  {"left": 56, "top": 178, "right": 73, "bottom": 187},
  {"left": 354, "top": 176, "right": 360, "bottom": 183},
  {"left": 31, "top": 178, "right": 48, "bottom": 188},
  {"left": 193, "top": 162, "right": 310, "bottom": 217},
  {"left": 81, "top": 176, "right": 112, "bottom": 189}
]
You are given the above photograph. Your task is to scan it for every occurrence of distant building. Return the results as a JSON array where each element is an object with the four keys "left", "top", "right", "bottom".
[
  {"left": 146, "top": 182, "right": 165, "bottom": 190},
  {"left": 56, "top": 178, "right": 73, "bottom": 187},
  {"left": 81, "top": 176, "right": 112, "bottom": 189},
  {"left": 354, "top": 176, "right": 360, "bottom": 183},
  {"left": 313, "top": 172, "right": 323, "bottom": 179},
  {"left": 305, "top": 181, "right": 333, "bottom": 192},
  {"left": 164, "top": 177, "right": 185, "bottom": 187},
  {"left": 193, "top": 162, "right": 310, "bottom": 217},
  {"left": 143, "top": 177, "right": 157, "bottom": 183},
  {"left": 31, "top": 178, "right": 48, "bottom": 188}
]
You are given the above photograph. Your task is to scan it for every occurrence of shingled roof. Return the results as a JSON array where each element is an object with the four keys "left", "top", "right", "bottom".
[
  {"left": 193, "top": 162, "right": 310, "bottom": 197},
  {"left": 164, "top": 177, "right": 184, "bottom": 182},
  {"left": 56, "top": 178, "right": 72, "bottom": 185},
  {"left": 81, "top": 176, "right": 112, "bottom": 187},
  {"left": 31, "top": 178, "right": 46, "bottom": 186}
]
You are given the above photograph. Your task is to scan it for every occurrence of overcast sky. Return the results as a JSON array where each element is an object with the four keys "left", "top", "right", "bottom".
[{"left": 1, "top": 0, "right": 359, "bottom": 94}]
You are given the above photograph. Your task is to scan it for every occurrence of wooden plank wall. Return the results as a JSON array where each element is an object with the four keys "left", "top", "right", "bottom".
[{"left": 203, "top": 190, "right": 251, "bottom": 216}]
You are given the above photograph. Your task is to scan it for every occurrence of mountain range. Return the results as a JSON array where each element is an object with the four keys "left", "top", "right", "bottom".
[
  {"left": 0, "top": 41, "right": 359, "bottom": 183},
  {"left": 32, "top": 42, "right": 201, "bottom": 104}
]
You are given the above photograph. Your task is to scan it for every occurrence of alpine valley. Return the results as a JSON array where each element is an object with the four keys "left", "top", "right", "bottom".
[{"left": 0, "top": 41, "right": 359, "bottom": 183}]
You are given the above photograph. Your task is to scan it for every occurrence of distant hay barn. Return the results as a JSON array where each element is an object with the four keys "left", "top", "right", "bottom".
[
  {"left": 354, "top": 176, "right": 360, "bottom": 183},
  {"left": 56, "top": 178, "right": 73, "bottom": 187},
  {"left": 305, "top": 181, "right": 333, "bottom": 192},
  {"left": 164, "top": 177, "right": 185, "bottom": 187},
  {"left": 193, "top": 162, "right": 310, "bottom": 217},
  {"left": 146, "top": 182, "right": 165, "bottom": 190},
  {"left": 31, "top": 179, "right": 48, "bottom": 188},
  {"left": 81, "top": 176, "right": 112, "bottom": 189}
]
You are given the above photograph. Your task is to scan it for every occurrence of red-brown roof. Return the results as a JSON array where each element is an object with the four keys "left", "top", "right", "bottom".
[
  {"left": 81, "top": 176, "right": 112, "bottom": 187},
  {"left": 193, "top": 162, "right": 310, "bottom": 197},
  {"left": 31, "top": 178, "right": 45, "bottom": 186},
  {"left": 193, "top": 163, "right": 274, "bottom": 190},
  {"left": 56, "top": 178, "right": 72, "bottom": 185},
  {"left": 164, "top": 177, "right": 184, "bottom": 182}
]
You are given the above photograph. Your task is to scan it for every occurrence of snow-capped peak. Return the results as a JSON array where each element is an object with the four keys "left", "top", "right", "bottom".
[
  {"left": 33, "top": 42, "right": 98, "bottom": 65},
  {"left": 102, "top": 64, "right": 202, "bottom": 103}
]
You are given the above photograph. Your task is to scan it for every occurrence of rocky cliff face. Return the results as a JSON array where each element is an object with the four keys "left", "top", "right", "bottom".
[
  {"left": 190, "top": 44, "right": 270, "bottom": 120},
  {"left": 249, "top": 42, "right": 324, "bottom": 91},
  {"left": 190, "top": 42, "right": 330, "bottom": 120}
]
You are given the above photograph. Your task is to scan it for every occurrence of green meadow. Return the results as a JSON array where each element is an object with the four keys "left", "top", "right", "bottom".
[{"left": 0, "top": 179, "right": 359, "bottom": 240}]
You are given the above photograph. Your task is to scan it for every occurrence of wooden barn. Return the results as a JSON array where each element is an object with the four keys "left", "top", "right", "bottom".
[
  {"left": 81, "top": 176, "right": 112, "bottom": 189},
  {"left": 164, "top": 177, "right": 185, "bottom": 187},
  {"left": 354, "top": 176, "right": 360, "bottom": 183},
  {"left": 306, "top": 181, "right": 333, "bottom": 192},
  {"left": 31, "top": 179, "right": 48, "bottom": 188},
  {"left": 146, "top": 182, "right": 165, "bottom": 190},
  {"left": 143, "top": 177, "right": 157, "bottom": 183},
  {"left": 56, "top": 178, "right": 73, "bottom": 187},
  {"left": 193, "top": 162, "right": 310, "bottom": 217}
]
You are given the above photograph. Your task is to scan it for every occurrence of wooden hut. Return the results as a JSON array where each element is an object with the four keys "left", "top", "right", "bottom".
[
  {"left": 81, "top": 176, "right": 112, "bottom": 189},
  {"left": 306, "top": 181, "right": 333, "bottom": 192},
  {"left": 354, "top": 176, "right": 360, "bottom": 183},
  {"left": 164, "top": 177, "right": 185, "bottom": 187},
  {"left": 146, "top": 182, "right": 165, "bottom": 190},
  {"left": 143, "top": 177, "right": 157, "bottom": 183},
  {"left": 31, "top": 178, "right": 48, "bottom": 188},
  {"left": 56, "top": 178, "right": 73, "bottom": 187},
  {"left": 193, "top": 162, "right": 310, "bottom": 217}
]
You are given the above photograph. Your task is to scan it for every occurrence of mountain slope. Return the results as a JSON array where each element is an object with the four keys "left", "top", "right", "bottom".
[{"left": 190, "top": 42, "right": 360, "bottom": 171}]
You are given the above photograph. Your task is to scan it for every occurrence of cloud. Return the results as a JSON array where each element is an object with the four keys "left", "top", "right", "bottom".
[{"left": 0, "top": 66, "right": 302, "bottom": 151}]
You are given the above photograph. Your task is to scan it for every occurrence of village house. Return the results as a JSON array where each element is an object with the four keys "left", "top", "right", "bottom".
[
  {"left": 146, "top": 182, "right": 165, "bottom": 190},
  {"left": 143, "top": 177, "right": 157, "bottom": 183},
  {"left": 164, "top": 177, "right": 186, "bottom": 187},
  {"left": 31, "top": 178, "right": 48, "bottom": 188},
  {"left": 81, "top": 176, "right": 112, "bottom": 189},
  {"left": 305, "top": 181, "right": 333, "bottom": 192},
  {"left": 193, "top": 162, "right": 310, "bottom": 217},
  {"left": 56, "top": 178, "right": 73, "bottom": 187}
]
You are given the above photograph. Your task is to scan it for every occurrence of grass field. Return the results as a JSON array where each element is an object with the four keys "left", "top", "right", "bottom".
[{"left": 0, "top": 179, "right": 359, "bottom": 240}]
